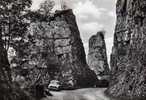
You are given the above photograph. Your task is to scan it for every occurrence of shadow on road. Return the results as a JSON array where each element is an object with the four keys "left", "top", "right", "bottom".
[{"left": 41, "top": 88, "right": 113, "bottom": 100}]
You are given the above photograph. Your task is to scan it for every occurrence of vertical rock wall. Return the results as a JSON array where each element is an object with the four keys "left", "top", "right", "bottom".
[
  {"left": 87, "top": 31, "right": 109, "bottom": 80},
  {"left": 50, "top": 10, "right": 97, "bottom": 88},
  {"left": 25, "top": 9, "right": 97, "bottom": 89},
  {"left": 107, "top": 0, "right": 146, "bottom": 99}
]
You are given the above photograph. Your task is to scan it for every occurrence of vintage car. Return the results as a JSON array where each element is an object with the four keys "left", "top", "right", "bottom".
[{"left": 48, "top": 80, "right": 61, "bottom": 91}]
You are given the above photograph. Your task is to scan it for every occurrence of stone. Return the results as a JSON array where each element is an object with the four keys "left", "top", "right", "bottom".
[
  {"left": 87, "top": 31, "right": 110, "bottom": 87},
  {"left": 106, "top": 0, "right": 146, "bottom": 100}
]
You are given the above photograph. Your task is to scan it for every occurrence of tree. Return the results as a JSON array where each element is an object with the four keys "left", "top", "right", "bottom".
[
  {"left": 0, "top": 26, "right": 11, "bottom": 99},
  {"left": 0, "top": 0, "right": 32, "bottom": 51},
  {"left": 0, "top": 0, "right": 32, "bottom": 84},
  {"left": 0, "top": 0, "right": 36, "bottom": 100},
  {"left": 0, "top": 17, "right": 33, "bottom": 100},
  {"left": 38, "top": 0, "right": 55, "bottom": 16},
  {"left": 10, "top": 0, "right": 56, "bottom": 89},
  {"left": 0, "top": 0, "right": 32, "bottom": 86},
  {"left": 60, "top": 0, "right": 68, "bottom": 10}
]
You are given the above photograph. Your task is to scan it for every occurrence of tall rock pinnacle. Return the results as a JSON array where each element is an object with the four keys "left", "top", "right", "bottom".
[
  {"left": 107, "top": 0, "right": 146, "bottom": 99},
  {"left": 87, "top": 31, "right": 110, "bottom": 86}
]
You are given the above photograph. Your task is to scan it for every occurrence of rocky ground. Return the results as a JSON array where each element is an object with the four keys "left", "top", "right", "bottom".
[{"left": 41, "top": 88, "right": 113, "bottom": 100}]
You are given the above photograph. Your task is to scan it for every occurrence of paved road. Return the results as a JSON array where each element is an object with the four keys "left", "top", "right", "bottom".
[{"left": 41, "top": 88, "right": 112, "bottom": 100}]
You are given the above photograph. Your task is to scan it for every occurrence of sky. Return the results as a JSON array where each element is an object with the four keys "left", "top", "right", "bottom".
[{"left": 31, "top": 0, "right": 117, "bottom": 63}]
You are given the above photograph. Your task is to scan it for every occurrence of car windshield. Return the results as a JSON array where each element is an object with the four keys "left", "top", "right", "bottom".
[{"left": 51, "top": 80, "right": 59, "bottom": 84}]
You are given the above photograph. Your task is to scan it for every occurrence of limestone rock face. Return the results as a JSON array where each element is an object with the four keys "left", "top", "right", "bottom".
[
  {"left": 87, "top": 31, "right": 109, "bottom": 87},
  {"left": 107, "top": 0, "right": 146, "bottom": 99},
  {"left": 50, "top": 10, "right": 97, "bottom": 89},
  {"left": 15, "top": 9, "right": 97, "bottom": 89}
]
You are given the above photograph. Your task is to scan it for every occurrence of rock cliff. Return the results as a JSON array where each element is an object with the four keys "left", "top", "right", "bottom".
[
  {"left": 106, "top": 0, "right": 146, "bottom": 99},
  {"left": 48, "top": 9, "right": 97, "bottom": 88},
  {"left": 13, "top": 9, "right": 97, "bottom": 89},
  {"left": 87, "top": 31, "right": 109, "bottom": 81}
]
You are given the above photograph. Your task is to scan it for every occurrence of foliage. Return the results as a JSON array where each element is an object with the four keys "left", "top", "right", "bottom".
[
  {"left": 11, "top": 21, "right": 60, "bottom": 89},
  {"left": 0, "top": 0, "right": 36, "bottom": 99},
  {"left": 38, "top": 0, "right": 55, "bottom": 16},
  {"left": 0, "top": 0, "right": 58, "bottom": 99},
  {"left": 0, "top": 0, "right": 32, "bottom": 51},
  {"left": 8, "top": 0, "right": 57, "bottom": 90}
]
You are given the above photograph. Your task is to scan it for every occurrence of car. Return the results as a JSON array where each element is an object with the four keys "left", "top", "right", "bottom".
[
  {"left": 97, "top": 75, "right": 110, "bottom": 80},
  {"left": 48, "top": 80, "right": 61, "bottom": 91}
]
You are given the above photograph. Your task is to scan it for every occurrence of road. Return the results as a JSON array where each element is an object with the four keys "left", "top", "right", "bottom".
[{"left": 41, "top": 88, "right": 113, "bottom": 100}]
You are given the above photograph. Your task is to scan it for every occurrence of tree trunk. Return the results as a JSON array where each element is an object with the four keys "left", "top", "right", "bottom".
[
  {"left": 0, "top": 26, "right": 12, "bottom": 99},
  {"left": 0, "top": 27, "right": 33, "bottom": 100}
]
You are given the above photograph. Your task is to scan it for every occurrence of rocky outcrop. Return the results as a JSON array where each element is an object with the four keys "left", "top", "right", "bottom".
[
  {"left": 41, "top": 9, "right": 97, "bottom": 88},
  {"left": 13, "top": 9, "right": 97, "bottom": 89},
  {"left": 106, "top": 0, "right": 146, "bottom": 99},
  {"left": 87, "top": 31, "right": 110, "bottom": 87},
  {"left": 50, "top": 10, "right": 97, "bottom": 88},
  {"left": 88, "top": 31, "right": 109, "bottom": 78}
]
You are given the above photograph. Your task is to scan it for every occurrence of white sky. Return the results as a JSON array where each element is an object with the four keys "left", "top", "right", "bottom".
[{"left": 31, "top": 0, "right": 117, "bottom": 63}]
